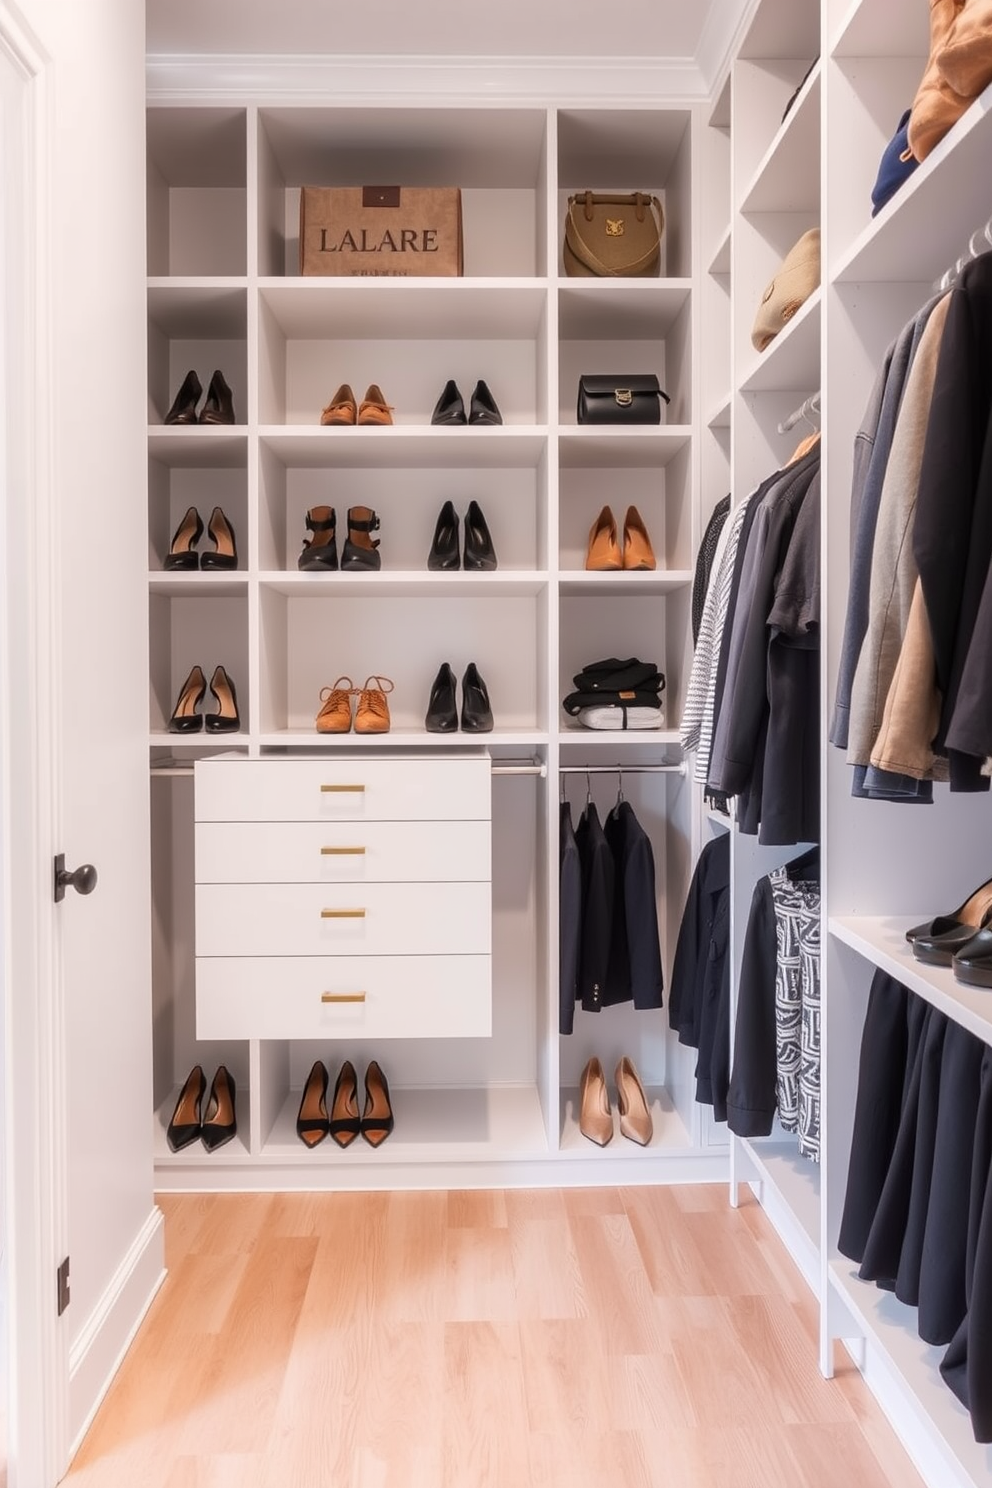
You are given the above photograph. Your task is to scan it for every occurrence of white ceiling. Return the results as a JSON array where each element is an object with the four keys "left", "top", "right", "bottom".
[
  {"left": 145, "top": 0, "right": 751, "bottom": 99},
  {"left": 147, "top": 0, "right": 719, "bottom": 61}
]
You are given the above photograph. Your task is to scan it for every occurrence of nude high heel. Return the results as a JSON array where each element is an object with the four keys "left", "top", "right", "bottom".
[
  {"left": 615, "top": 1056, "right": 653, "bottom": 1145},
  {"left": 579, "top": 1057, "right": 613, "bottom": 1146}
]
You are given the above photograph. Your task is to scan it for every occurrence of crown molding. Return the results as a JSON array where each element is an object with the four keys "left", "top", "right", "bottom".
[
  {"left": 146, "top": 51, "right": 709, "bottom": 105},
  {"left": 693, "top": 0, "right": 753, "bottom": 95}
]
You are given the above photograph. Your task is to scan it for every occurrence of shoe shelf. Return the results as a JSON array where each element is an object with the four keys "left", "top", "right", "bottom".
[
  {"left": 257, "top": 1081, "right": 551, "bottom": 1167},
  {"left": 830, "top": 916, "right": 992, "bottom": 1049},
  {"left": 557, "top": 571, "right": 693, "bottom": 597},
  {"left": 147, "top": 106, "right": 247, "bottom": 277},
  {"left": 556, "top": 280, "right": 692, "bottom": 339},
  {"left": 738, "top": 287, "right": 822, "bottom": 393},
  {"left": 149, "top": 573, "right": 248, "bottom": 598},
  {"left": 738, "top": 62, "right": 821, "bottom": 217},
  {"left": 258, "top": 572, "right": 549, "bottom": 599},
  {"left": 557, "top": 428, "right": 693, "bottom": 466},
  {"left": 832, "top": 88, "right": 992, "bottom": 284},
  {"left": 557, "top": 728, "right": 683, "bottom": 750},
  {"left": 557, "top": 1084, "right": 692, "bottom": 1156},
  {"left": 257, "top": 428, "right": 549, "bottom": 467},
  {"left": 256, "top": 729, "right": 551, "bottom": 752},
  {"left": 828, "top": 1259, "right": 990, "bottom": 1488},
  {"left": 257, "top": 278, "right": 549, "bottom": 339},
  {"left": 147, "top": 428, "right": 249, "bottom": 467},
  {"left": 153, "top": 1084, "right": 252, "bottom": 1165}
]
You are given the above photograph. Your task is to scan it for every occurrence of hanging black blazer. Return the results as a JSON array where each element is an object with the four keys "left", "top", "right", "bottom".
[
  {"left": 573, "top": 801, "right": 613, "bottom": 1013},
  {"left": 604, "top": 799, "right": 663, "bottom": 1009},
  {"left": 559, "top": 801, "right": 582, "bottom": 1035}
]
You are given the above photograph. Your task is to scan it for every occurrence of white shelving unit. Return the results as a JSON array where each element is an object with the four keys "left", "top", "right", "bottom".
[
  {"left": 718, "top": 2, "right": 992, "bottom": 1484},
  {"left": 145, "top": 97, "right": 719, "bottom": 1191}
]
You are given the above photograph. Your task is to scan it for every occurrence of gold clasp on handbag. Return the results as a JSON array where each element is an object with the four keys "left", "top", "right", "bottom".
[
  {"left": 614, "top": 388, "right": 633, "bottom": 407},
  {"left": 606, "top": 218, "right": 625, "bottom": 236}
]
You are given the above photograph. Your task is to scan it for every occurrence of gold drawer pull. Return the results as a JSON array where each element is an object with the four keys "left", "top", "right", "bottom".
[
  {"left": 321, "top": 908, "right": 366, "bottom": 919},
  {"left": 321, "top": 846, "right": 366, "bottom": 856},
  {"left": 321, "top": 784, "right": 365, "bottom": 794},
  {"left": 321, "top": 992, "right": 366, "bottom": 1004}
]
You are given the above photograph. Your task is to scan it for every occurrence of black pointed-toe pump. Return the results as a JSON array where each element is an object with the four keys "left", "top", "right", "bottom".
[
  {"left": 199, "top": 369, "right": 236, "bottom": 425},
  {"left": 164, "top": 369, "right": 202, "bottom": 425},
  {"left": 168, "top": 664, "right": 207, "bottom": 733},
  {"left": 167, "top": 1065, "right": 206, "bottom": 1151},
  {"left": 200, "top": 507, "right": 238, "bottom": 571},
  {"left": 201, "top": 1065, "right": 238, "bottom": 1152},
  {"left": 430, "top": 379, "right": 466, "bottom": 425},
  {"left": 428, "top": 500, "right": 460, "bottom": 571},
  {"left": 165, "top": 505, "right": 204, "bottom": 570},
  {"left": 463, "top": 499, "right": 497, "bottom": 570},
  {"left": 205, "top": 664, "right": 240, "bottom": 733},
  {"left": 425, "top": 661, "right": 458, "bottom": 732}
]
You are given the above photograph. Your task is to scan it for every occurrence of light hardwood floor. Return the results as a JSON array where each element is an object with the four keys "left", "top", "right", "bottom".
[{"left": 65, "top": 1186, "right": 924, "bottom": 1488}]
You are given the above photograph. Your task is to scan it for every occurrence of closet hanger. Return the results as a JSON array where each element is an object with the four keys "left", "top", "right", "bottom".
[
  {"left": 616, "top": 766, "right": 624, "bottom": 803},
  {"left": 585, "top": 770, "right": 592, "bottom": 805}
]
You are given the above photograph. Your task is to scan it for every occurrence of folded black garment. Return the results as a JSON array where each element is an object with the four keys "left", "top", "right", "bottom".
[{"left": 562, "top": 656, "right": 665, "bottom": 717}]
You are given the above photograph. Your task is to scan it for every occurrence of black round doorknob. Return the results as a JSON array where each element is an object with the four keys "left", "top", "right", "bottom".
[{"left": 54, "top": 854, "right": 98, "bottom": 901}]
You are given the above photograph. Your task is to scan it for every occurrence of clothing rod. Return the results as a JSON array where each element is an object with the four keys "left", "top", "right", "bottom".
[
  {"left": 778, "top": 391, "right": 821, "bottom": 435},
  {"left": 559, "top": 763, "right": 686, "bottom": 776}
]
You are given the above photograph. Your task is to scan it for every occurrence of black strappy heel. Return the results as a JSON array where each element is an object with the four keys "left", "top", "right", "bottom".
[{"left": 298, "top": 505, "right": 338, "bottom": 571}]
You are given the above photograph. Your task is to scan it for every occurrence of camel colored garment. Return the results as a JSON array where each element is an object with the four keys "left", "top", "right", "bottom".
[
  {"left": 870, "top": 578, "right": 949, "bottom": 781},
  {"left": 847, "top": 294, "right": 951, "bottom": 769}
]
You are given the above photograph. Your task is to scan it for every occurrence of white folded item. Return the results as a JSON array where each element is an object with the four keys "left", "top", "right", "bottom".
[{"left": 575, "top": 704, "right": 665, "bottom": 730}]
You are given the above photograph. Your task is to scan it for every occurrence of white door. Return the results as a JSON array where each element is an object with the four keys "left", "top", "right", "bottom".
[{"left": 0, "top": 1, "right": 160, "bottom": 1481}]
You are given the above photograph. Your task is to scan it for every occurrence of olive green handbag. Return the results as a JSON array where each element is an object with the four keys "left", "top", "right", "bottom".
[{"left": 564, "top": 192, "right": 664, "bottom": 277}]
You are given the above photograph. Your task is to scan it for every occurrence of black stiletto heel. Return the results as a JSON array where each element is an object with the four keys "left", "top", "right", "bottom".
[
  {"left": 164, "top": 369, "right": 202, "bottom": 425},
  {"left": 463, "top": 500, "right": 497, "bottom": 570},
  {"left": 168, "top": 664, "right": 207, "bottom": 733},
  {"left": 167, "top": 1065, "right": 206, "bottom": 1151},
  {"left": 205, "top": 664, "right": 240, "bottom": 733},
  {"left": 199, "top": 369, "right": 235, "bottom": 425},
  {"left": 164, "top": 505, "right": 203, "bottom": 570},
  {"left": 201, "top": 1066, "right": 237, "bottom": 1152},
  {"left": 200, "top": 507, "right": 238, "bottom": 571},
  {"left": 360, "top": 1060, "right": 394, "bottom": 1147},
  {"left": 296, "top": 1060, "right": 329, "bottom": 1147},
  {"left": 328, "top": 1061, "right": 362, "bottom": 1148}
]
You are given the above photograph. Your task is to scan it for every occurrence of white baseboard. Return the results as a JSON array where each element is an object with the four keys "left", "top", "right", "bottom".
[{"left": 67, "top": 1205, "right": 166, "bottom": 1457}]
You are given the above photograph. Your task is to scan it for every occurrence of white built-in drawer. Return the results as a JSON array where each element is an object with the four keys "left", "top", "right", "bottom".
[
  {"left": 194, "top": 819, "right": 491, "bottom": 885},
  {"left": 195, "top": 953, "right": 491, "bottom": 1040},
  {"left": 195, "top": 881, "right": 491, "bottom": 958},
  {"left": 194, "top": 757, "right": 490, "bottom": 823}
]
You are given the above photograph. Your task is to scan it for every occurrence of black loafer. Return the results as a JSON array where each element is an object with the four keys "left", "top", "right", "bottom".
[
  {"left": 425, "top": 662, "right": 458, "bottom": 732},
  {"left": 461, "top": 662, "right": 494, "bottom": 732},
  {"left": 469, "top": 380, "right": 502, "bottom": 425},
  {"left": 428, "top": 500, "right": 460, "bottom": 570},
  {"left": 431, "top": 379, "right": 466, "bottom": 425},
  {"left": 463, "top": 499, "right": 497, "bottom": 570}
]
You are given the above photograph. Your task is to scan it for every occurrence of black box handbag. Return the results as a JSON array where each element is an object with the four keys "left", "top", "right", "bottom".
[{"left": 577, "top": 374, "right": 670, "bottom": 425}]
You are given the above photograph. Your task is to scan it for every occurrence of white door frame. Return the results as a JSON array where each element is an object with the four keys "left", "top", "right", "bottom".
[{"left": 0, "top": 6, "right": 70, "bottom": 1484}]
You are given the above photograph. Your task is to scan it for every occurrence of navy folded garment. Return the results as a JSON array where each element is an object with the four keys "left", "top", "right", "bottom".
[{"left": 871, "top": 109, "right": 919, "bottom": 218}]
